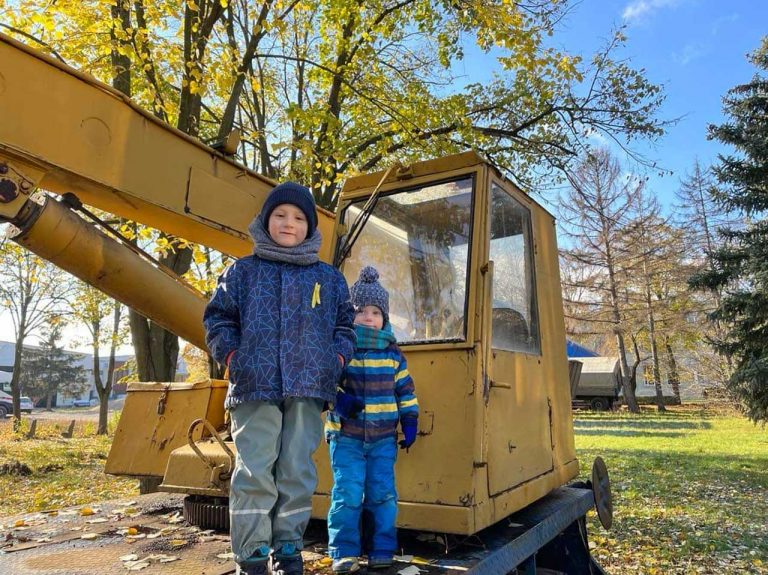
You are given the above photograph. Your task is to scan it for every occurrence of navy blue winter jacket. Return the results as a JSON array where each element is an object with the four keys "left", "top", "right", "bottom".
[{"left": 204, "top": 256, "right": 356, "bottom": 408}]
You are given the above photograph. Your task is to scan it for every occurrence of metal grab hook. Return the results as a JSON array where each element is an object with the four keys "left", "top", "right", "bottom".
[{"left": 187, "top": 418, "right": 236, "bottom": 482}]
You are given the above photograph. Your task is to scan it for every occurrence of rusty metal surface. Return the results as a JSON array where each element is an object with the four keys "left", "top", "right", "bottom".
[
  {"left": 1, "top": 489, "right": 602, "bottom": 575},
  {"left": 0, "top": 493, "right": 236, "bottom": 574}
]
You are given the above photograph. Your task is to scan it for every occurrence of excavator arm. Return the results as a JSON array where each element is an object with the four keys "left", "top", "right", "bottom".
[{"left": 0, "top": 33, "right": 336, "bottom": 350}]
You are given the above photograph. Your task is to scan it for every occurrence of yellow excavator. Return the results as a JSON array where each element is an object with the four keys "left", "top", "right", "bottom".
[{"left": 0, "top": 32, "right": 611, "bottom": 574}]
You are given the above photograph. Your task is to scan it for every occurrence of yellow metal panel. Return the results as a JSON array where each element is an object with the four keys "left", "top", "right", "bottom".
[
  {"left": 491, "top": 457, "right": 579, "bottom": 519},
  {"left": 105, "top": 380, "right": 227, "bottom": 478},
  {"left": 312, "top": 495, "right": 475, "bottom": 535},
  {"left": 532, "top": 212, "right": 578, "bottom": 473},
  {"left": 186, "top": 167, "right": 267, "bottom": 237},
  {"left": 161, "top": 442, "right": 232, "bottom": 497},
  {"left": 486, "top": 352, "right": 554, "bottom": 496}
]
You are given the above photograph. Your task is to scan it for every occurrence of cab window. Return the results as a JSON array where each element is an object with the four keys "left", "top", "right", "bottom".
[
  {"left": 489, "top": 182, "right": 541, "bottom": 354},
  {"left": 340, "top": 177, "right": 474, "bottom": 344}
]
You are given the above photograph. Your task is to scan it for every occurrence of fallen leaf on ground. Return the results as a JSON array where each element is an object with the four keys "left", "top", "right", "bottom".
[{"left": 119, "top": 554, "right": 139, "bottom": 562}]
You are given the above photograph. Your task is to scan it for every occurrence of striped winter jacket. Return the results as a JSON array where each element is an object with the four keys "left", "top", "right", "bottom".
[{"left": 325, "top": 330, "right": 418, "bottom": 442}]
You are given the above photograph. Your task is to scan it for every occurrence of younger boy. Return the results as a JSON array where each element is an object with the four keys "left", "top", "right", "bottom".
[
  {"left": 325, "top": 266, "right": 419, "bottom": 573},
  {"left": 204, "top": 182, "right": 356, "bottom": 575}
]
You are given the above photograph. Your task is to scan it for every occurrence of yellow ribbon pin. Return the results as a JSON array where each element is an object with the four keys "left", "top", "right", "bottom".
[{"left": 311, "top": 282, "right": 322, "bottom": 308}]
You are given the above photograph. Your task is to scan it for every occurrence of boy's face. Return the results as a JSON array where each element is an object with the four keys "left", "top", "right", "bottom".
[
  {"left": 355, "top": 305, "right": 384, "bottom": 330},
  {"left": 267, "top": 203, "right": 308, "bottom": 247}
]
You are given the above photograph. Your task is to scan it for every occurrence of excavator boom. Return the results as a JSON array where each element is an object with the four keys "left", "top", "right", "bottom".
[{"left": 0, "top": 32, "right": 335, "bottom": 348}]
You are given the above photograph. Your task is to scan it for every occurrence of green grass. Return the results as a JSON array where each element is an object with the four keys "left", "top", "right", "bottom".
[
  {"left": 1, "top": 408, "right": 766, "bottom": 574},
  {"left": 0, "top": 416, "right": 138, "bottom": 515},
  {"left": 576, "top": 407, "right": 768, "bottom": 574}
]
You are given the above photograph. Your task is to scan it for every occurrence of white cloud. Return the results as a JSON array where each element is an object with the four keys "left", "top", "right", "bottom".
[
  {"left": 672, "top": 43, "right": 704, "bottom": 65},
  {"left": 711, "top": 12, "right": 739, "bottom": 35},
  {"left": 622, "top": 0, "right": 681, "bottom": 23}
]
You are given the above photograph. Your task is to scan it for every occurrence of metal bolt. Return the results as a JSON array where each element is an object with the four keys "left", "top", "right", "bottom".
[
  {"left": 20, "top": 181, "right": 32, "bottom": 191},
  {"left": 0, "top": 164, "right": 7, "bottom": 174}
]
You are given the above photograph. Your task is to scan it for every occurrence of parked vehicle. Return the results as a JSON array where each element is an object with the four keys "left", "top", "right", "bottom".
[
  {"left": 570, "top": 356, "right": 621, "bottom": 411},
  {"left": 0, "top": 391, "right": 12, "bottom": 418},
  {"left": 0, "top": 392, "right": 33, "bottom": 416},
  {"left": 73, "top": 398, "right": 95, "bottom": 408},
  {"left": 19, "top": 396, "right": 33, "bottom": 413}
]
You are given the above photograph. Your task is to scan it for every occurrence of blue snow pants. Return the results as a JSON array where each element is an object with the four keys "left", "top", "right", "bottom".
[{"left": 327, "top": 435, "right": 398, "bottom": 560}]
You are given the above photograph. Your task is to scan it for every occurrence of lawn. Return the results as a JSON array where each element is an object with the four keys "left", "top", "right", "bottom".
[
  {"left": 1, "top": 408, "right": 766, "bottom": 574},
  {"left": 0, "top": 416, "right": 138, "bottom": 514},
  {"left": 576, "top": 406, "right": 768, "bottom": 574}
]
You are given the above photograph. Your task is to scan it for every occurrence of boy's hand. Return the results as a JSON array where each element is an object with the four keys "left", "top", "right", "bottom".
[
  {"left": 335, "top": 390, "right": 364, "bottom": 419},
  {"left": 399, "top": 418, "right": 418, "bottom": 451}
]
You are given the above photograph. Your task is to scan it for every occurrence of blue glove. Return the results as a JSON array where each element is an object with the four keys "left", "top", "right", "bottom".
[
  {"left": 335, "top": 390, "right": 364, "bottom": 419},
  {"left": 399, "top": 418, "right": 418, "bottom": 450}
]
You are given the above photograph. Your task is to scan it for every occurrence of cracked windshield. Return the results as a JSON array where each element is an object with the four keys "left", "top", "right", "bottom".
[{"left": 341, "top": 177, "right": 473, "bottom": 344}]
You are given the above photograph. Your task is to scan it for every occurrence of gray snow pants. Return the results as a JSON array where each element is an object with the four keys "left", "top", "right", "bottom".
[{"left": 229, "top": 398, "right": 324, "bottom": 563}]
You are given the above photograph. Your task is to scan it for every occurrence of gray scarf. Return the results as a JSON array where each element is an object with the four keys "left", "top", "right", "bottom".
[{"left": 248, "top": 214, "right": 321, "bottom": 266}]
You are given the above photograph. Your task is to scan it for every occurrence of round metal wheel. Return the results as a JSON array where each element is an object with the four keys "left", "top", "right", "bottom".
[
  {"left": 590, "top": 397, "right": 609, "bottom": 411},
  {"left": 591, "top": 456, "right": 613, "bottom": 529},
  {"left": 183, "top": 495, "right": 230, "bottom": 532}
]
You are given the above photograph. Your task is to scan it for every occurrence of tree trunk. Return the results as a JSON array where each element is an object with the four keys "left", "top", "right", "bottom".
[
  {"left": 127, "top": 241, "right": 192, "bottom": 381},
  {"left": 645, "top": 280, "right": 666, "bottom": 413},
  {"left": 630, "top": 334, "right": 642, "bottom": 390},
  {"left": 45, "top": 385, "right": 53, "bottom": 411},
  {"left": 615, "top": 331, "right": 638, "bottom": 411},
  {"left": 99, "top": 302, "right": 122, "bottom": 435},
  {"left": 92, "top": 324, "right": 102, "bottom": 407},
  {"left": 664, "top": 337, "right": 681, "bottom": 404},
  {"left": 10, "top": 327, "right": 25, "bottom": 430},
  {"left": 606, "top": 252, "right": 639, "bottom": 412},
  {"left": 110, "top": 1, "right": 131, "bottom": 96},
  {"left": 108, "top": 4, "right": 186, "bottom": 385}
]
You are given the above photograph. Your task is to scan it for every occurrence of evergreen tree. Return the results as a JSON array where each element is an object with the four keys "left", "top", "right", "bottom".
[
  {"left": 22, "top": 320, "right": 88, "bottom": 410},
  {"left": 691, "top": 38, "right": 768, "bottom": 423}
]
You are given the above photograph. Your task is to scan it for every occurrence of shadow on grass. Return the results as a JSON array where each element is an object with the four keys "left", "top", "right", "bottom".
[
  {"left": 574, "top": 419, "right": 711, "bottom": 430},
  {"left": 575, "top": 428, "right": 686, "bottom": 438},
  {"left": 579, "top": 448, "right": 768, "bottom": 489}
]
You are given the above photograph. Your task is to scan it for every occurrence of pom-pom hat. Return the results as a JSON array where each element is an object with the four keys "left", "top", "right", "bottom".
[{"left": 350, "top": 266, "right": 390, "bottom": 324}]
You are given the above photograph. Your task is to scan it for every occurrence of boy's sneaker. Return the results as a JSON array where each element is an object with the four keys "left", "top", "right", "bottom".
[
  {"left": 332, "top": 557, "right": 360, "bottom": 573},
  {"left": 237, "top": 546, "right": 271, "bottom": 575},
  {"left": 367, "top": 556, "right": 394, "bottom": 569},
  {"left": 271, "top": 543, "right": 304, "bottom": 575}
]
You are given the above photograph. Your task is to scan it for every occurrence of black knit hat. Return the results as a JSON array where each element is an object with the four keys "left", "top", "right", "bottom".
[
  {"left": 350, "top": 266, "right": 390, "bottom": 324},
  {"left": 260, "top": 181, "right": 318, "bottom": 238}
]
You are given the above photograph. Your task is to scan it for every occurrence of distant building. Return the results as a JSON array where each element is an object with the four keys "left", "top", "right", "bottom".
[{"left": 0, "top": 341, "right": 188, "bottom": 406}]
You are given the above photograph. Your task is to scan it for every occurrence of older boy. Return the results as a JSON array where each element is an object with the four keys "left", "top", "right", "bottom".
[{"left": 204, "top": 182, "right": 356, "bottom": 575}]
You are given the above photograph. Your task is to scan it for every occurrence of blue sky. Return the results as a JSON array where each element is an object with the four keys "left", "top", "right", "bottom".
[{"left": 457, "top": 0, "right": 768, "bottom": 211}]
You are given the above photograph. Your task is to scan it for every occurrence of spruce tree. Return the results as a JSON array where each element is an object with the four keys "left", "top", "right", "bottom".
[
  {"left": 691, "top": 38, "right": 768, "bottom": 422},
  {"left": 22, "top": 322, "right": 88, "bottom": 410}
]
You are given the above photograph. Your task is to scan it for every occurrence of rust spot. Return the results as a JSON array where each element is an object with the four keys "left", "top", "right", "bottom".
[{"left": 0, "top": 178, "right": 18, "bottom": 203}]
